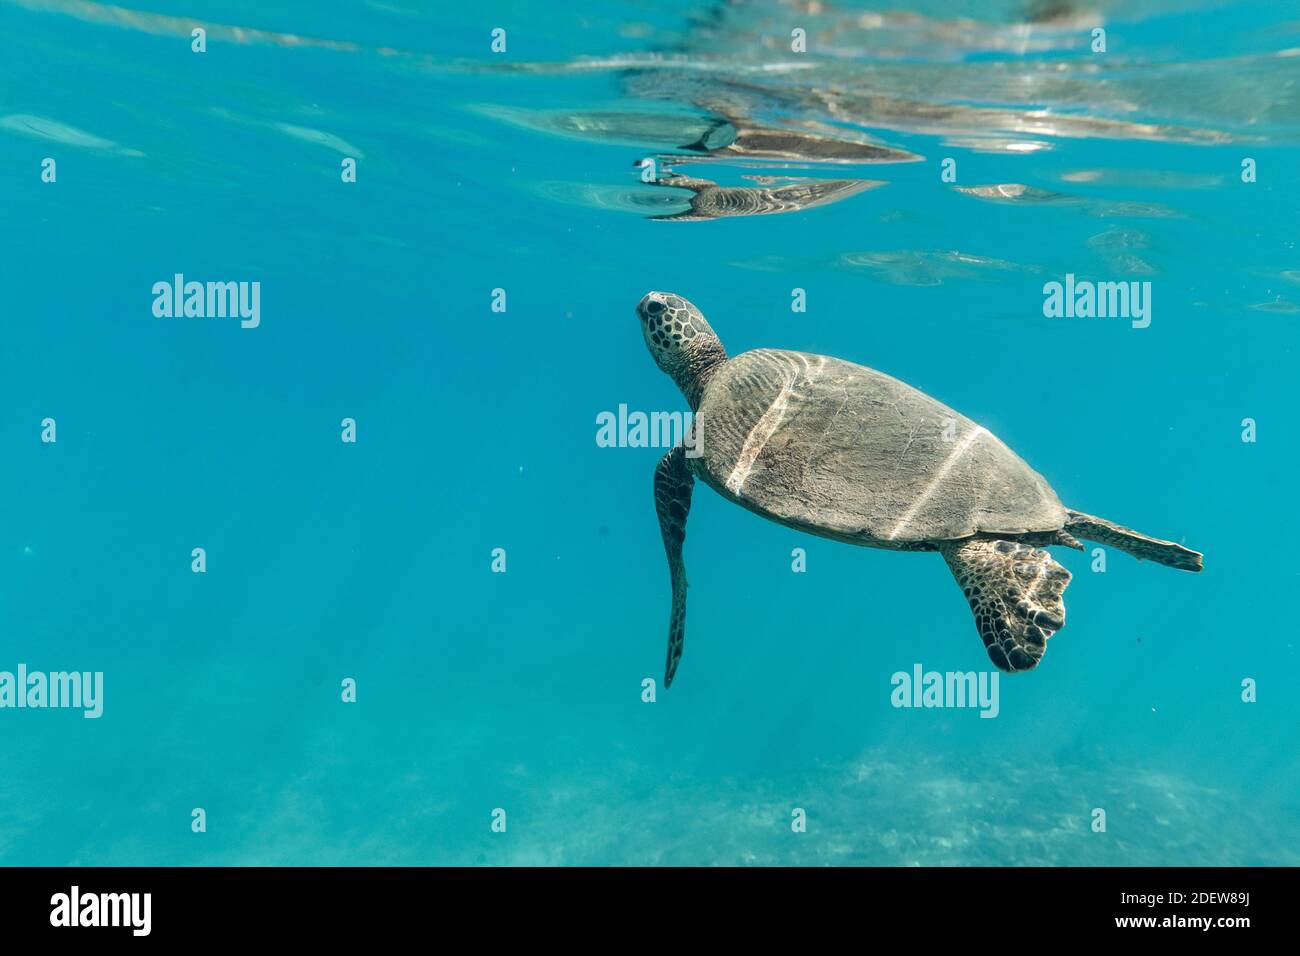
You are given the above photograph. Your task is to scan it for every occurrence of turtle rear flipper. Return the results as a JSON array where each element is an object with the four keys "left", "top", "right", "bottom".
[
  {"left": 939, "top": 539, "right": 1071, "bottom": 672},
  {"left": 1065, "top": 510, "right": 1203, "bottom": 572}
]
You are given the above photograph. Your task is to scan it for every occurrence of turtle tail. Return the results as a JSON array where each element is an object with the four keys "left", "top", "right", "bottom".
[{"left": 1064, "top": 510, "right": 1203, "bottom": 572}]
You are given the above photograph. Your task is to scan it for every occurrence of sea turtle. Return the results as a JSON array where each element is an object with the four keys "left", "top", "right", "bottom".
[{"left": 639, "top": 291, "right": 1203, "bottom": 687}]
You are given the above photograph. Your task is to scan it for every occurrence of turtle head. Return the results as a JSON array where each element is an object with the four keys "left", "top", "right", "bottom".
[{"left": 637, "top": 291, "right": 727, "bottom": 410}]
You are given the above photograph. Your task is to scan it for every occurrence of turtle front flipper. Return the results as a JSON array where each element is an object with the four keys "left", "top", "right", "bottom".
[
  {"left": 938, "top": 539, "right": 1071, "bottom": 672},
  {"left": 654, "top": 445, "right": 695, "bottom": 688}
]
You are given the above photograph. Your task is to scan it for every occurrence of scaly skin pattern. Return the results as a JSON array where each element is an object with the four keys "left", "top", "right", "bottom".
[
  {"left": 653, "top": 446, "right": 694, "bottom": 687},
  {"left": 939, "top": 538, "right": 1070, "bottom": 672},
  {"left": 652, "top": 175, "right": 881, "bottom": 221}
]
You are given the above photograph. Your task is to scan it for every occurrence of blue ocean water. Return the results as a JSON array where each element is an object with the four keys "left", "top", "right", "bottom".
[{"left": 1, "top": 0, "right": 1297, "bottom": 865}]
